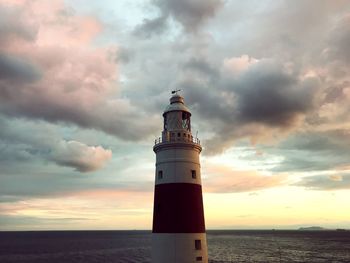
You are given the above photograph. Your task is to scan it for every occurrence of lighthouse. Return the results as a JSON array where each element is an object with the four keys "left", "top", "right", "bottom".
[{"left": 152, "top": 91, "right": 208, "bottom": 263}]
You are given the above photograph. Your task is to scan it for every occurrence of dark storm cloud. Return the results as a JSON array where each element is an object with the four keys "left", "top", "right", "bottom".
[
  {"left": 183, "top": 57, "right": 219, "bottom": 79},
  {"left": 295, "top": 174, "right": 350, "bottom": 190},
  {"left": 135, "top": 0, "right": 223, "bottom": 35},
  {"left": 114, "top": 47, "right": 133, "bottom": 64},
  {"left": 155, "top": 0, "right": 223, "bottom": 31},
  {"left": 184, "top": 59, "right": 317, "bottom": 127},
  {"left": 181, "top": 79, "right": 233, "bottom": 121},
  {"left": 126, "top": 3, "right": 350, "bottom": 156},
  {"left": 233, "top": 61, "right": 317, "bottom": 126},
  {"left": 117, "top": 2, "right": 347, "bottom": 153},
  {"left": 0, "top": 53, "right": 41, "bottom": 83},
  {"left": 178, "top": 58, "right": 320, "bottom": 154},
  {"left": 123, "top": 1, "right": 350, "bottom": 154},
  {"left": 133, "top": 15, "right": 168, "bottom": 38}
]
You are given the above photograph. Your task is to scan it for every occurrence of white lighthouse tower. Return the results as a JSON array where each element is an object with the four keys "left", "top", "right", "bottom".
[{"left": 152, "top": 91, "right": 208, "bottom": 263}]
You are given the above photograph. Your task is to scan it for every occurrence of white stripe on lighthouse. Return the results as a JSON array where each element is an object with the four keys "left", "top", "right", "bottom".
[
  {"left": 155, "top": 146, "right": 202, "bottom": 185},
  {"left": 152, "top": 233, "right": 208, "bottom": 263}
]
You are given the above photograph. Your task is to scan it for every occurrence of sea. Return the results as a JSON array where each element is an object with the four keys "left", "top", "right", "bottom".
[{"left": 0, "top": 230, "right": 349, "bottom": 263}]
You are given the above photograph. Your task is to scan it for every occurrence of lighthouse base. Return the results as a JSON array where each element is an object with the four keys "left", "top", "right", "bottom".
[{"left": 152, "top": 233, "right": 208, "bottom": 263}]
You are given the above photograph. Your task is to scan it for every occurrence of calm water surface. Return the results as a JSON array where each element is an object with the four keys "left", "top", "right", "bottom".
[{"left": 0, "top": 230, "right": 349, "bottom": 262}]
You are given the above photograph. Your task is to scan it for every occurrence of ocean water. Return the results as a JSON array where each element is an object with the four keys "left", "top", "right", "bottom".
[{"left": 0, "top": 230, "right": 349, "bottom": 263}]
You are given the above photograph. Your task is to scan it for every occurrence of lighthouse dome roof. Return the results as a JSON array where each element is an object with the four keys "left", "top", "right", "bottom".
[{"left": 163, "top": 94, "right": 191, "bottom": 115}]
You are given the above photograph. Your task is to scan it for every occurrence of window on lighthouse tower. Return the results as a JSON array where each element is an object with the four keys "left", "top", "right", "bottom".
[
  {"left": 191, "top": 170, "right": 197, "bottom": 179},
  {"left": 157, "top": 170, "right": 163, "bottom": 180},
  {"left": 163, "top": 116, "right": 167, "bottom": 130},
  {"left": 195, "top": 239, "right": 202, "bottom": 250},
  {"left": 182, "top": 112, "right": 191, "bottom": 130}
]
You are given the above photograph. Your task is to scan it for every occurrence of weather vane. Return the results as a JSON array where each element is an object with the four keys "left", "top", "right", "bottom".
[{"left": 171, "top": 89, "right": 181, "bottom": 94}]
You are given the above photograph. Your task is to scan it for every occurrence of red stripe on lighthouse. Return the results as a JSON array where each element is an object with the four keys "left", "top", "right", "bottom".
[{"left": 152, "top": 183, "right": 205, "bottom": 233}]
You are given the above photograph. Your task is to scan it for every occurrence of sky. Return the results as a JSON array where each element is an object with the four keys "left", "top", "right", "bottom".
[{"left": 0, "top": 0, "right": 350, "bottom": 230}]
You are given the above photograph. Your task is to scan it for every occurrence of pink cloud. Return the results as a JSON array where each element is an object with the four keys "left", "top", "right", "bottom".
[
  {"left": 203, "top": 164, "right": 286, "bottom": 193},
  {"left": 223, "top": 55, "right": 258, "bottom": 75},
  {"left": 0, "top": 0, "right": 158, "bottom": 140}
]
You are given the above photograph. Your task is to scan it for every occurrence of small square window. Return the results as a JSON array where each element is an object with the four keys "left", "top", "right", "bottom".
[
  {"left": 196, "top": 256, "right": 202, "bottom": 261},
  {"left": 195, "top": 239, "right": 201, "bottom": 250},
  {"left": 191, "top": 170, "right": 196, "bottom": 179},
  {"left": 177, "top": 133, "right": 181, "bottom": 137},
  {"left": 158, "top": 170, "right": 163, "bottom": 179}
]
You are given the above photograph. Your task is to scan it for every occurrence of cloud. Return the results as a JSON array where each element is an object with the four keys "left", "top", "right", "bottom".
[
  {"left": 135, "top": 0, "right": 223, "bottom": 36},
  {"left": 203, "top": 164, "right": 286, "bottom": 193},
  {"left": 0, "top": 0, "right": 159, "bottom": 141},
  {"left": 50, "top": 140, "right": 112, "bottom": 172},
  {"left": 133, "top": 15, "right": 168, "bottom": 38},
  {"left": 157, "top": 0, "right": 223, "bottom": 30},
  {"left": 223, "top": 55, "right": 259, "bottom": 75},
  {"left": 1, "top": 0, "right": 350, "bottom": 231},
  {"left": 183, "top": 57, "right": 219, "bottom": 79},
  {"left": 181, "top": 58, "right": 320, "bottom": 154},
  {"left": 0, "top": 114, "right": 157, "bottom": 203},
  {"left": 0, "top": 189, "right": 153, "bottom": 230},
  {"left": 0, "top": 116, "right": 112, "bottom": 172},
  {"left": 114, "top": 47, "right": 133, "bottom": 64},
  {"left": 270, "top": 130, "right": 350, "bottom": 172},
  {"left": 1, "top": 1, "right": 349, "bottom": 184},
  {"left": 234, "top": 60, "right": 317, "bottom": 126},
  {"left": 329, "top": 175, "right": 343, "bottom": 181},
  {"left": 295, "top": 174, "right": 350, "bottom": 190},
  {"left": 120, "top": 3, "right": 350, "bottom": 156},
  {"left": 324, "top": 14, "right": 350, "bottom": 64},
  {"left": 0, "top": 53, "right": 41, "bottom": 82},
  {"left": 112, "top": 1, "right": 349, "bottom": 159},
  {"left": 0, "top": 3, "right": 37, "bottom": 42}
]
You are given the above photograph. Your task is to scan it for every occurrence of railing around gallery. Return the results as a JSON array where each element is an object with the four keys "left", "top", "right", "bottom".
[{"left": 154, "top": 134, "right": 201, "bottom": 145}]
